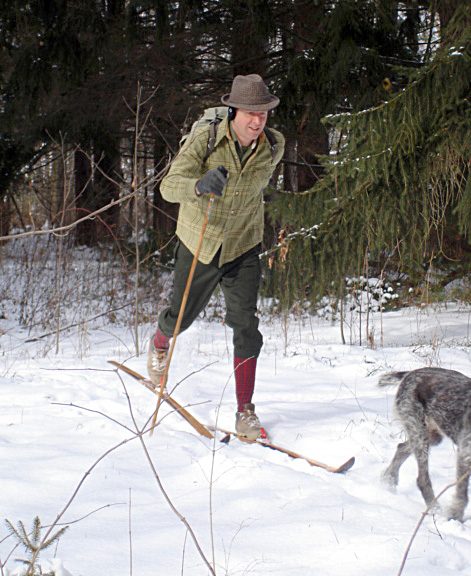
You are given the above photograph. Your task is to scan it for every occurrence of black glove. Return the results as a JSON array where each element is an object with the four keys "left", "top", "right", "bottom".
[{"left": 196, "top": 166, "right": 228, "bottom": 197}]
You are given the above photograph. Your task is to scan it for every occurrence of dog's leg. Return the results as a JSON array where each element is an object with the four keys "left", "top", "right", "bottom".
[
  {"left": 449, "top": 430, "right": 471, "bottom": 522},
  {"left": 381, "top": 440, "right": 412, "bottom": 488},
  {"left": 396, "top": 390, "right": 436, "bottom": 507},
  {"left": 448, "top": 452, "right": 470, "bottom": 522},
  {"left": 414, "top": 442, "right": 436, "bottom": 507}
]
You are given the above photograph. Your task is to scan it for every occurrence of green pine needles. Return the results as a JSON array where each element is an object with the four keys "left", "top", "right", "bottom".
[
  {"left": 5, "top": 516, "right": 68, "bottom": 576},
  {"left": 265, "top": 5, "right": 471, "bottom": 310}
]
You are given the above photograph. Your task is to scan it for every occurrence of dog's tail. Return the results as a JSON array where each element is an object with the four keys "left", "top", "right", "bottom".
[{"left": 378, "top": 371, "right": 409, "bottom": 387}]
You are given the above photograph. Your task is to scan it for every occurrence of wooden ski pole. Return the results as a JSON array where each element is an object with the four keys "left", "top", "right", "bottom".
[{"left": 150, "top": 167, "right": 227, "bottom": 434}]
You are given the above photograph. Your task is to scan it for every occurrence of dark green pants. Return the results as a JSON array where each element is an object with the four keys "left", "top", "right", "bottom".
[{"left": 158, "top": 241, "right": 263, "bottom": 358}]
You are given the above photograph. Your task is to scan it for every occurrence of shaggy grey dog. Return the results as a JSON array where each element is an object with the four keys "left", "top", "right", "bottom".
[{"left": 380, "top": 367, "right": 471, "bottom": 521}]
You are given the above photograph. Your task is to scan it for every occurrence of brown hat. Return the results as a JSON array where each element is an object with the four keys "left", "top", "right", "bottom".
[{"left": 221, "top": 74, "right": 280, "bottom": 111}]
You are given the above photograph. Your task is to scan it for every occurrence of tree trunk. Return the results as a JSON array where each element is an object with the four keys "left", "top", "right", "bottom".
[
  {"left": 230, "top": 0, "right": 270, "bottom": 76},
  {"left": 94, "top": 148, "right": 121, "bottom": 241},
  {"left": 153, "top": 139, "right": 177, "bottom": 257},
  {"left": 293, "top": 0, "right": 328, "bottom": 191},
  {"left": 0, "top": 193, "right": 10, "bottom": 238},
  {"left": 74, "top": 149, "right": 94, "bottom": 245},
  {"left": 435, "top": 0, "right": 461, "bottom": 31}
]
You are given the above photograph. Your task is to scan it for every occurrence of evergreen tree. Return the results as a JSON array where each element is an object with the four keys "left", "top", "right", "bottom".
[
  {"left": 272, "top": 2, "right": 471, "bottom": 308},
  {"left": 265, "top": 0, "right": 424, "bottom": 306},
  {"left": 0, "top": 0, "right": 117, "bottom": 241}
]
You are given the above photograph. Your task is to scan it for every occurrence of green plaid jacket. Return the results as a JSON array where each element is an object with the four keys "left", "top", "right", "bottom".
[{"left": 160, "top": 116, "right": 285, "bottom": 266}]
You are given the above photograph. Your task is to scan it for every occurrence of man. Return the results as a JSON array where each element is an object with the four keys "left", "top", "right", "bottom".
[{"left": 148, "top": 74, "right": 285, "bottom": 440}]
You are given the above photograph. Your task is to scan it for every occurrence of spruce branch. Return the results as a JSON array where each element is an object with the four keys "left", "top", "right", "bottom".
[{"left": 5, "top": 516, "right": 68, "bottom": 576}]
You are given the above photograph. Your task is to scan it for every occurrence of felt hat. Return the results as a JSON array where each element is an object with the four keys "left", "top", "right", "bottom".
[{"left": 221, "top": 74, "right": 280, "bottom": 110}]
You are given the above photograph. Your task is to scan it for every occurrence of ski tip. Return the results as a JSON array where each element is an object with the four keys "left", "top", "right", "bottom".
[{"left": 334, "top": 456, "right": 355, "bottom": 474}]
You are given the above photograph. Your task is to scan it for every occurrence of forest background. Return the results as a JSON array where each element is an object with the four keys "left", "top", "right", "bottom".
[{"left": 1, "top": 0, "right": 470, "bottom": 345}]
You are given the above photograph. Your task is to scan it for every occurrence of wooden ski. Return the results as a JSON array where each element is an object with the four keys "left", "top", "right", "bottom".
[
  {"left": 109, "top": 361, "right": 355, "bottom": 473},
  {"left": 207, "top": 425, "right": 355, "bottom": 474},
  {"left": 108, "top": 360, "right": 213, "bottom": 439}
]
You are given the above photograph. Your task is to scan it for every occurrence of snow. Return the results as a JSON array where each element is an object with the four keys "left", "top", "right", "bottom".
[{"left": 3, "top": 248, "right": 471, "bottom": 574}]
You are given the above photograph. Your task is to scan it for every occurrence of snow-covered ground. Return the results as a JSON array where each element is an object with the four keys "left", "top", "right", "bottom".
[{"left": 2, "top": 243, "right": 471, "bottom": 575}]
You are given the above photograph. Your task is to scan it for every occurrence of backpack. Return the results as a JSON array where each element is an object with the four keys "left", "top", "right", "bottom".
[{"left": 180, "top": 106, "right": 279, "bottom": 163}]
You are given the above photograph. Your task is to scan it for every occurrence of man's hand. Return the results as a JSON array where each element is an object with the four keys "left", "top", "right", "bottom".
[{"left": 196, "top": 166, "right": 228, "bottom": 197}]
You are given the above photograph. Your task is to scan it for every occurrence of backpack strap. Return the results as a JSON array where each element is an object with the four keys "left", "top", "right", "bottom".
[
  {"left": 263, "top": 127, "right": 278, "bottom": 162},
  {"left": 202, "top": 118, "right": 222, "bottom": 163}
]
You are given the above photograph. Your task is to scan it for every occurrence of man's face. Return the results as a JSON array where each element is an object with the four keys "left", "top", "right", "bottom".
[{"left": 232, "top": 109, "right": 268, "bottom": 146}]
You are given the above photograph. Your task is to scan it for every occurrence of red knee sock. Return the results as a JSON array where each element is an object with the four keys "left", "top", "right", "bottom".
[
  {"left": 153, "top": 328, "right": 170, "bottom": 350},
  {"left": 234, "top": 356, "right": 257, "bottom": 412}
]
